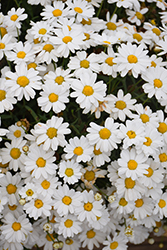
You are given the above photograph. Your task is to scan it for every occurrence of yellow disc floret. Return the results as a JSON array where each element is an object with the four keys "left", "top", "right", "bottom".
[
  {"left": 38, "top": 28, "right": 47, "bottom": 35},
  {"left": 12, "top": 222, "right": 21, "bottom": 231},
  {"left": 152, "top": 28, "right": 161, "bottom": 36},
  {"left": 55, "top": 76, "right": 64, "bottom": 85},
  {"left": 128, "top": 160, "right": 138, "bottom": 170},
  {"left": 0, "top": 43, "right": 5, "bottom": 49},
  {"left": 133, "top": 33, "right": 142, "bottom": 42},
  {"left": 119, "top": 198, "right": 128, "bottom": 207},
  {"left": 87, "top": 230, "right": 96, "bottom": 239},
  {"left": 135, "top": 199, "right": 143, "bottom": 207},
  {"left": 41, "top": 180, "right": 50, "bottom": 189},
  {"left": 26, "top": 189, "right": 34, "bottom": 196},
  {"left": 74, "top": 7, "right": 83, "bottom": 13},
  {"left": 159, "top": 153, "right": 167, "bottom": 162},
  {"left": 34, "top": 199, "right": 43, "bottom": 208},
  {"left": 65, "top": 168, "right": 74, "bottom": 177},
  {"left": 144, "top": 137, "right": 152, "bottom": 146},
  {"left": 62, "top": 196, "right": 72, "bottom": 205},
  {"left": 125, "top": 178, "right": 135, "bottom": 189},
  {"left": 110, "top": 241, "right": 118, "bottom": 249},
  {"left": 82, "top": 85, "right": 94, "bottom": 96},
  {"left": 46, "top": 127, "right": 57, "bottom": 139},
  {"left": 154, "top": 79, "right": 162, "bottom": 88},
  {"left": 17, "top": 76, "right": 29, "bottom": 87},
  {"left": 144, "top": 167, "right": 153, "bottom": 177},
  {"left": 106, "top": 22, "right": 117, "bottom": 30},
  {"left": 105, "top": 57, "right": 115, "bottom": 66},
  {"left": 17, "top": 51, "right": 26, "bottom": 59},
  {"left": 140, "top": 114, "right": 149, "bottom": 123},
  {"left": 43, "top": 44, "right": 54, "bottom": 52},
  {"left": 10, "top": 14, "right": 18, "bottom": 21},
  {"left": 64, "top": 219, "right": 73, "bottom": 228},
  {"left": 84, "top": 170, "right": 95, "bottom": 181},
  {"left": 99, "top": 128, "right": 111, "bottom": 139},
  {"left": 80, "top": 59, "right": 90, "bottom": 68},
  {"left": 13, "top": 130, "right": 21, "bottom": 138},
  {"left": 127, "top": 55, "right": 138, "bottom": 63},
  {"left": 127, "top": 130, "right": 136, "bottom": 139},
  {"left": 49, "top": 93, "right": 58, "bottom": 103},
  {"left": 73, "top": 146, "right": 83, "bottom": 156},
  {"left": 10, "top": 148, "right": 21, "bottom": 159},
  {"left": 52, "top": 9, "right": 62, "bottom": 17},
  {"left": 84, "top": 202, "right": 93, "bottom": 211},
  {"left": 6, "top": 184, "right": 17, "bottom": 194},
  {"left": 135, "top": 12, "right": 143, "bottom": 20},
  {"left": 158, "top": 122, "right": 167, "bottom": 134},
  {"left": 158, "top": 199, "right": 166, "bottom": 208},
  {"left": 115, "top": 100, "right": 126, "bottom": 110},
  {"left": 62, "top": 36, "right": 72, "bottom": 44},
  {"left": 0, "top": 90, "right": 6, "bottom": 101},
  {"left": 36, "top": 157, "right": 46, "bottom": 168}
]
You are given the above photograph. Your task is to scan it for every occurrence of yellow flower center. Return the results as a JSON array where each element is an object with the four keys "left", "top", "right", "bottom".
[
  {"left": 151, "top": 61, "right": 156, "bottom": 67},
  {"left": 12, "top": 222, "right": 21, "bottom": 231},
  {"left": 84, "top": 202, "right": 93, "bottom": 211},
  {"left": 49, "top": 215, "right": 56, "bottom": 223},
  {"left": 144, "top": 137, "right": 152, "bottom": 146},
  {"left": 127, "top": 55, "right": 138, "bottom": 63},
  {"left": 140, "top": 114, "right": 149, "bottom": 123},
  {"left": 38, "top": 28, "right": 47, "bottom": 35},
  {"left": 127, "top": 130, "right": 136, "bottom": 139},
  {"left": 81, "top": 18, "right": 92, "bottom": 25},
  {"left": 17, "top": 76, "right": 29, "bottom": 87},
  {"left": 128, "top": 160, "right": 138, "bottom": 170},
  {"left": 62, "top": 196, "right": 72, "bottom": 205},
  {"left": 73, "top": 146, "right": 83, "bottom": 156},
  {"left": 110, "top": 241, "right": 118, "bottom": 249},
  {"left": 62, "top": 36, "right": 72, "bottom": 44},
  {"left": 158, "top": 122, "right": 167, "bottom": 134},
  {"left": 82, "top": 85, "right": 94, "bottom": 96},
  {"left": 135, "top": 198, "right": 143, "bottom": 207},
  {"left": 46, "top": 127, "right": 57, "bottom": 139},
  {"left": 13, "top": 130, "right": 21, "bottom": 138},
  {"left": 99, "top": 128, "right": 111, "bottom": 139},
  {"left": 93, "top": 146, "right": 102, "bottom": 155},
  {"left": 46, "top": 233, "right": 55, "bottom": 241},
  {"left": 36, "top": 157, "right": 46, "bottom": 168},
  {"left": 86, "top": 230, "right": 96, "bottom": 239},
  {"left": 43, "top": 44, "right": 54, "bottom": 52},
  {"left": 84, "top": 170, "right": 95, "bottom": 181},
  {"left": 159, "top": 153, "right": 167, "bottom": 162},
  {"left": 154, "top": 79, "right": 162, "bottom": 88},
  {"left": 133, "top": 33, "right": 143, "bottom": 42},
  {"left": 55, "top": 76, "right": 64, "bottom": 85},
  {"left": 27, "top": 62, "right": 37, "bottom": 70},
  {"left": 41, "top": 180, "right": 50, "bottom": 189},
  {"left": 74, "top": 7, "right": 83, "bottom": 13},
  {"left": 65, "top": 168, "right": 74, "bottom": 177},
  {"left": 49, "top": 93, "right": 58, "bottom": 103},
  {"left": 34, "top": 199, "right": 43, "bottom": 208},
  {"left": 10, "top": 148, "right": 21, "bottom": 159},
  {"left": 152, "top": 28, "right": 161, "bottom": 36},
  {"left": 26, "top": 189, "right": 34, "bottom": 196},
  {"left": 52, "top": 9, "right": 62, "bottom": 17},
  {"left": 156, "top": 221, "right": 162, "bottom": 228},
  {"left": 103, "top": 40, "right": 111, "bottom": 45},
  {"left": 8, "top": 204, "right": 17, "bottom": 210},
  {"left": 158, "top": 199, "right": 166, "bottom": 208},
  {"left": 105, "top": 57, "right": 115, "bottom": 66},
  {"left": 135, "top": 12, "right": 143, "bottom": 20},
  {"left": 106, "top": 22, "right": 117, "bottom": 30},
  {"left": 10, "top": 14, "right": 18, "bottom": 21},
  {"left": 0, "top": 162, "right": 8, "bottom": 168},
  {"left": 119, "top": 197, "right": 128, "bottom": 206},
  {"left": 125, "top": 177, "right": 135, "bottom": 189},
  {"left": 115, "top": 100, "right": 126, "bottom": 110},
  {"left": 65, "top": 239, "right": 73, "bottom": 245},
  {"left": 64, "top": 219, "right": 73, "bottom": 228},
  {"left": 80, "top": 59, "right": 90, "bottom": 68},
  {"left": 0, "top": 90, "right": 6, "bottom": 101},
  {"left": 17, "top": 51, "right": 26, "bottom": 59},
  {"left": 0, "top": 27, "right": 7, "bottom": 37},
  {"left": 0, "top": 42, "right": 5, "bottom": 49},
  {"left": 83, "top": 33, "right": 90, "bottom": 41},
  {"left": 34, "top": 38, "right": 40, "bottom": 44},
  {"left": 144, "top": 167, "right": 153, "bottom": 177},
  {"left": 6, "top": 184, "right": 17, "bottom": 194}
]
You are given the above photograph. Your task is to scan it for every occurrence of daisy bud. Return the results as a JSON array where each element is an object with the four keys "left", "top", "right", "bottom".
[
  {"left": 65, "top": 239, "right": 71, "bottom": 244},
  {"left": 159, "top": 243, "right": 164, "bottom": 248},
  {"left": 59, "top": 241, "right": 64, "bottom": 248},
  {"left": 108, "top": 194, "right": 116, "bottom": 203},
  {"left": 148, "top": 238, "right": 154, "bottom": 245},
  {"left": 154, "top": 227, "right": 159, "bottom": 233},
  {"left": 43, "top": 223, "right": 52, "bottom": 233},
  {"left": 124, "top": 226, "right": 134, "bottom": 237},
  {"left": 22, "top": 145, "right": 29, "bottom": 153},
  {"left": 53, "top": 242, "right": 60, "bottom": 249},
  {"left": 16, "top": 121, "right": 22, "bottom": 127},
  {"left": 19, "top": 198, "right": 26, "bottom": 205},
  {"left": 94, "top": 192, "right": 102, "bottom": 201}
]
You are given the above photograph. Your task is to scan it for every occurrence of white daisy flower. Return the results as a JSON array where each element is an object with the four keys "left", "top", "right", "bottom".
[
  {"left": 156, "top": 145, "right": 167, "bottom": 168},
  {"left": 6, "top": 41, "right": 35, "bottom": 65},
  {"left": 105, "top": 12, "right": 123, "bottom": 34},
  {"left": 19, "top": 182, "right": 37, "bottom": 201},
  {"left": 149, "top": 54, "right": 167, "bottom": 68},
  {"left": 58, "top": 159, "right": 82, "bottom": 184},
  {"left": 88, "top": 205, "right": 110, "bottom": 230},
  {"left": 118, "top": 148, "right": 148, "bottom": 180},
  {"left": 5, "top": 62, "right": 42, "bottom": 101},
  {"left": 1, "top": 212, "right": 32, "bottom": 243},
  {"left": 107, "top": 0, "right": 138, "bottom": 9},
  {"left": 107, "top": 160, "right": 120, "bottom": 185},
  {"left": 113, "top": 42, "right": 151, "bottom": 78},
  {"left": 27, "top": 0, "right": 52, "bottom": 6},
  {"left": 156, "top": 35, "right": 167, "bottom": 56},
  {"left": 142, "top": 66, "right": 167, "bottom": 100},
  {"left": 0, "top": 34, "right": 14, "bottom": 60},
  {"left": 23, "top": 194, "right": 53, "bottom": 220},
  {"left": 53, "top": 184, "right": 83, "bottom": 216},
  {"left": 118, "top": 119, "right": 146, "bottom": 150},
  {"left": 0, "top": 172, "right": 22, "bottom": 205},
  {"left": 156, "top": 110, "right": 167, "bottom": 143},
  {"left": 92, "top": 144, "right": 111, "bottom": 167},
  {"left": 126, "top": 8, "right": 148, "bottom": 26},
  {"left": 146, "top": 182, "right": 164, "bottom": 201},
  {"left": 115, "top": 175, "right": 146, "bottom": 201},
  {"left": 24, "top": 145, "right": 57, "bottom": 179},
  {"left": 143, "top": 22, "right": 161, "bottom": 43},
  {"left": 34, "top": 175, "right": 60, "bottom": 197},
  {"left": 133, "top": 197, "right": 153, "bottom": 220},
  {"left": 79, "top": 223, "right": 106, "bottom": 250},
  {"left": 59, "top": 235, "right": 81, "bottom": 250},
  {"left": 4, "top": 7, "right": 27, "bottom": 29},
  {"left": 99, "top": 47, "right": 117, "bottom": 77},
  {"left": 87, "top": 117, "right": 121, "bottom": 152},
  {"left": 106, "top": 89, "right": 136, "bottom": 121},
  {"left": 75, "top": 189, "right": 103, "bottom": 222},
  {"left": 95, "top": 31, "right": 118, "bottom": 47},
  {"left": 0, "top": 79, "right": 17, "bottom": 113},
  {"left": 68, "top": 51, "right": 101, "bottom": 77},
  {"left": 1, "top": 138, "right": 26, "bottom": 172},
  {"left": 55, "top": 214, "right": 82, "bottom": 238},
  {"left": 29, "top": 20, "right": 54, "bottom": 42},
  {"left": 64, "top": 135, "right": 94, "bottom": 163},
  {"left": 50, "top": 25, "right": 85, "bottom": 58},
  {"left": 7, "top": 123, "right": 25, "bottom": 140},
  {"left": 102, "top": 233, "right": 128, "bottom": 250},
  {"left": 110, "top": 196, "right": 135, "bottom": 216},
  {"left": 34, "top": 115, "right": 71, "bottom": 151},
  {"left": 66, "top": 0, "right": 95, "bottom": 23},
  {"left": 38, "top": 82, "right": 69, "bottom": 113},
  {"left": 0, "top": 190, "right": 8, "bottom": 213},
  {"left": 128, "top": 225, "right": 149, "bottom": 245},
  {"left": 154, "top": 192, "right": 167, "bottom": 219}
]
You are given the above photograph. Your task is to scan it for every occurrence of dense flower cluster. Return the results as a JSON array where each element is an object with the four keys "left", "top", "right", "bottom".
[{"left": 0, "top": 0, "right": 167, "bottom": 249}]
